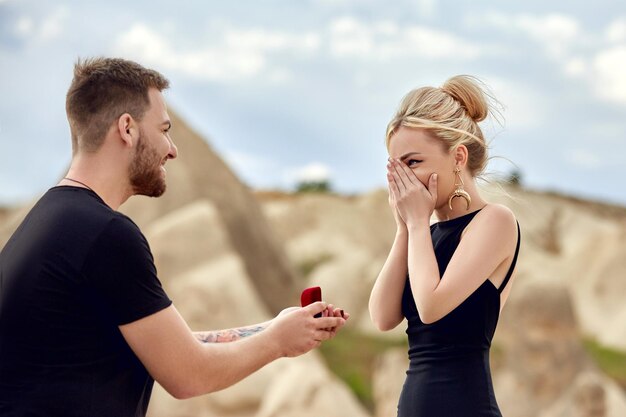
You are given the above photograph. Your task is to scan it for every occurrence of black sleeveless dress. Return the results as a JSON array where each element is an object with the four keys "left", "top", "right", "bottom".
[{"left": 397, "top": 209, "right": 520, "bottom": 417}]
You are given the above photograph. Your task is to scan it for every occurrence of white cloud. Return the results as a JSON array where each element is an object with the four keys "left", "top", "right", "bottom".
[
  {"left": 564, "top": 57, "right": 587, "bottom": 77},
  {"left": 403, "top": 26, "right": 483, "bottom": 59},
  {"left": 115, "top": 24, "right": 265, "bottom": 81},
  {"left": 268, "top": 68, "right": 293, "bottom": 83},
  {"left": 40, "top": 6, "right": 69, "bottom": 40},
  {"left": 565, "top": 149, "right": 602, "bottom": 169},
  {"left": 515, "top": 14, "right": 580, "bottom": 58},
  {"left": 606, "top": 17, "right": 626, "bottom": 43},
  {"left": 469, "top": 12, "right": 581, "bottom": 59},
  {"left": 559, "top": 23, "right": 626, "bottom": 106},
  {"left": 416, "top": 0, "right": 436, "bottom": 19},
  {"left": 585, "top": 122, "right": 626, "bottom": 141},
  {"left": 221, "top": 150, "right": 284, "bottom": 189},
  {"left": 313, "top": 0, "right": 352, "bottom": 5},
  {"left": 15, "top": 16, "right": 33, "bottom": 36},
  {"left": 224, "top": 29, "right": 320, "bottom": 54},
  {"left": 115, "top": 24, "right": 169, "bottom": 63},
  {"left": 224, "top": 150, "right": 274, "bottom": 172},
  {"left": 116, "top": 17, "right": 487, "bottom": 84},
  {"left": 486, "top": 77, "right": 548, "bottom": 130},
  {"left": 472, "top": 12, "right": 626, "bottom": 107},
  {"left": 329, "top": 17, "right": 375, "bottom": 57},
  {"left": 592, "top": 45, "right": 626, "bottom": 104},
  {"left": 14, "top": 7, "right": 69, "bottom": 42},
  {"left": 285, "top": 162, "right": 332, "bottom": 184},
  {"left": 328, "top": 16, "right": 484, "bottom": 61},
  {"left": 552, "top": 17, "right": 626, "bottom": 106},
  {"left": 315, "top": 0, "right": 436, "bottom": 18},
  {"left": 114, "top": 24, "right": 319, "bottom": 82}
]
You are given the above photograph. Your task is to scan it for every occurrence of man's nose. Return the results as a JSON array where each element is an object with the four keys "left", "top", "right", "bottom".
[{"left": 168, "top": 138, "right": 178, "bottom": 160}]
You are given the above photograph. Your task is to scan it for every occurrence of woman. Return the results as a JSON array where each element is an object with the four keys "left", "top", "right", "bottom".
[{"left": 369, "top": 75, "right": 520, "bottom": 417}]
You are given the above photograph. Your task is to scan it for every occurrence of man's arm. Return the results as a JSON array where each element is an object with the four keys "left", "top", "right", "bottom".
[
  {"left": 120, "top": 303, "right": 345, "bottom": 400},
  {"left": 193, "top": 305, "right": 348, "bottom": 343},
  {"left": 194, "top": 322, "right": 270, "bottom": 343}
]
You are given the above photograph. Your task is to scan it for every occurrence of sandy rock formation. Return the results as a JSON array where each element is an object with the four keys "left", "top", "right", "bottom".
[
  {"left": 166, "top": 253, "right": 272, "bottom": 331},
  {"left": 371, "top": 348, "right": 408, "bottom": 417},
  {"left": 0, "top": 108, "right": 301, "bottom": 314},
  {"left": 0, "top": 202, "right": 35, "bottom": 249},
  {"left": 146, "top": 248, "right": 274, "bottom": 417},
  {"left": 543, "top": 371, "right": 607, "bottom": 417},
  {"left": 4, "top": 112, "right": 626, "bottom": 417},
  {"left": 486, "top": 185, "right": 626, "bottom": 351},
  {"left": 306, "top": 248, "right": 373, "bottom": 319},
  {"left": 146, "top": 247, "right": 370, "bottom": 417},
  {"left": 143, "top": 199, "right": 231, "bottom": 283},
  {"left": 565, "top": 229, "right": 626, "bottom": 350},
  {"left": 261, "top": 191, "right": 396, "bottom": 260},
  {"left": 494, "top": 281, "right": 626, "bottom": 417},
  {"left": 148, "top": 358, "right": 286, "bottom": 417},
  {"left": 261, "top": 190, "right": 406, "bottom": 339},
  {"left": 256, "top": 353, "right": 371, "bottom": 417},
  {"left": 541, "top": 371, "right": 626, "bottom": 417},
  {"left": 121, "top": 110, "right": 299, "bottom": 314}
]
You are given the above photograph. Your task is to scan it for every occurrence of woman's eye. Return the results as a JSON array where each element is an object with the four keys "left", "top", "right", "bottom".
[{"left": 406, "top": 159, "right": 422, "bottom": 167}]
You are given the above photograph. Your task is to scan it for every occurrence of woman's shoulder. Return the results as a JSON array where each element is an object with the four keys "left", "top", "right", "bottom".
[
  {"left": 471, "top": 203, "right": 518, "bottom": 237},
  {"left": 480, "top": 203, "right": 516, "bottom": 222}
]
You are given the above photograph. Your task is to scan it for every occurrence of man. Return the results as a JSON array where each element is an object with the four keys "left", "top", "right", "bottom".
[{"left": 0, "top": 57, "right": 347, "bottom": 416}]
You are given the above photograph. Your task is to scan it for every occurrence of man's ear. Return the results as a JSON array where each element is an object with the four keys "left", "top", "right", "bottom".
[
  {"left": 117, "top": 113, "right": 137, "bottom": 148},
  {"left": 454, "top": 144, "right": 469, "bottom": 168}
]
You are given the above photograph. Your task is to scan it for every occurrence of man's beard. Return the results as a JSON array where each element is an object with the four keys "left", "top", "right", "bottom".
[{"left": 129, "top": 132, "right": 167, "bottom": 198}]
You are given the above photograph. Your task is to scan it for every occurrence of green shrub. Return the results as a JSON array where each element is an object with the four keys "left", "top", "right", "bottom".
[
  {"left": 583, "top": 338, "right": 626, "bottom": 389},
  {"left": 506, "top": 169, "right": 523, "bottom": 186},
  {"left": 296, "top": 180, "right": 332, "bottom": 193}
]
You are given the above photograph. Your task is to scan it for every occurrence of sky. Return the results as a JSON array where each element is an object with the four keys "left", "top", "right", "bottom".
[{"left": 1, "top": 0, "right": 625, "bottom": 206}]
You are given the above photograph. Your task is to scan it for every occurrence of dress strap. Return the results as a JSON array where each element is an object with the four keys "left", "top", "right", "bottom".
[{"left": 498, "top": 221, "right": 521, "bottom": 294}]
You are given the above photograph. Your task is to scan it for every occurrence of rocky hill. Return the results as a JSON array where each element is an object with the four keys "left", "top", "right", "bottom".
[
  {"left": 254, "top": 187, "right": 626, "bottom": 417},
  {"left": 1, "top": 110, "right": 625, "bottom": 416}
]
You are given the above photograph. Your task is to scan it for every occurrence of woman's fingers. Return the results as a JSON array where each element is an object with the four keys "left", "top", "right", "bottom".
[
  {"left": 392, "top": 158, "right": 419, "bottom": 188},
  {"left": 390, "top": 166, "right": 411, "bottom": 196},
  {"left": 387, "top": 171, "right": 401, "bottom": 200},
  {"left": 387, "top": 161, "right": 406, "bottom": 194},
  {"left": 385, "top": 156, "right": 437, "bottom": 223},
  {"left": 428, "top": 173, "right": 438, "bottom": 203}
]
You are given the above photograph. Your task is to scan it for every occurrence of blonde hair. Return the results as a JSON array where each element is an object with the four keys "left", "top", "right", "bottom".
[{"left": 386, "top": 75, "right": 497, "bottom": 177}]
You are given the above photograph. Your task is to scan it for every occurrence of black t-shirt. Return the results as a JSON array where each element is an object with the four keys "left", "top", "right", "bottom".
[{"left": 0, "top": 186, "right": 172, "bottom": 417}]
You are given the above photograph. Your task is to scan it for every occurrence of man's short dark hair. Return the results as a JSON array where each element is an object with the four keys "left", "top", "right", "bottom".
[{"left": 65, "top": 57, "right": 170, "bottom": 153}]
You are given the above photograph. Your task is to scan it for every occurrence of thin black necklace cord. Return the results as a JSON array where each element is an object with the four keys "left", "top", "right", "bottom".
[{"left": 63, "top": 177, "right": 94, "bottom": 192}]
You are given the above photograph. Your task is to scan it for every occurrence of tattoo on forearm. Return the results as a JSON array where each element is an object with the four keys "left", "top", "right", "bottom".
[{"left": 195, "top": 324, "right": 266, "bottom": 343}]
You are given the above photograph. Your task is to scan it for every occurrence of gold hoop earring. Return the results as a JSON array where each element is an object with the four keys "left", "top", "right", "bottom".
[{"left": 448, "top": 167, "right": 471, "bottom": 210}]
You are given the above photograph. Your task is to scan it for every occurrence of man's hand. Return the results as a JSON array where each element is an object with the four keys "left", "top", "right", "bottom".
[
  {"left": 321, "top": 303, "right": 350, "bottom": 336},
  {"left": 266, "top": 302, "right": 347, "bottom": 357}
]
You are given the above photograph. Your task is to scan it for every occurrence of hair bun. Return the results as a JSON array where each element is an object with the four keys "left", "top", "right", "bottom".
[{"left": 441, "top": 75, "right": 489, "bottom": 122}]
